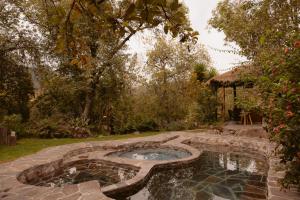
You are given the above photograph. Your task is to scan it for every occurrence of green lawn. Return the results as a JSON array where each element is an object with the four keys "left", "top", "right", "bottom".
[{"left": 0, "top": 132, "right": 160, "bottom": 163}]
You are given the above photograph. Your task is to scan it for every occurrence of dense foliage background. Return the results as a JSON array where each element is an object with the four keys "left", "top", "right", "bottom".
[{"left": 0, "top": 0, "right": 218, "bottom": 138}]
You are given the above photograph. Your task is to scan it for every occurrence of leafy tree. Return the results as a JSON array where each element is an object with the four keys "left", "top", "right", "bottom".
[
  {"left": 144, "top": 36, "right": 212, "bottom": 128},
  {"left": 210, "top": 0, "right": 300, "bottom": 188},
  {"left": 2, "top": 0, "right": 218, "bottom": 137},
  {"left": 0, "top": 1, "right": 38, "bottom": 121},
  {"left": 0, "top": 58, "right": 34, "bottom": 121},
  {"left": 191, "top": 63, "right": 219, "bottom": 124},
  {"left": 42, "top": 0, "right": 199, "bottom": 121},
  {"left": 194, "top": 63, "right": 217, "bottom": 82},
  {"left": 30, "top": 42, "right": 132, "bottom": 135}
]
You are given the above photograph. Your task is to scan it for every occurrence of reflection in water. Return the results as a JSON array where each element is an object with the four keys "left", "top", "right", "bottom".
[
  {"left": 119, "top": 151, "right": 268, "bottom": 200},
  {"left": 218, "top": 153, "right": 265, "bottom": 174}
]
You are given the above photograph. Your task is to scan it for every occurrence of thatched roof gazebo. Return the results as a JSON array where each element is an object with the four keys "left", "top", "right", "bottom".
[
  {"left": 207, "top": 65, "right": 254, "bottom": 121},
  {"left": 207, "top": 66, "right": 247, "bottom": 88}
]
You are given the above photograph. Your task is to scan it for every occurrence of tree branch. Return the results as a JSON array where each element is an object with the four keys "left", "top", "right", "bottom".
[
  {"left": 65, "top": 0, "right": 77, "bottom": 26},
  {"left": 110, "top": 22, "right": 144, "bottom": 58}
]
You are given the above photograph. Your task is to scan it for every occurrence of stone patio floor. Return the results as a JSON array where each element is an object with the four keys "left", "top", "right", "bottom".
[{"left": 0, "top": 128, "right": 299, "bottom": 200}]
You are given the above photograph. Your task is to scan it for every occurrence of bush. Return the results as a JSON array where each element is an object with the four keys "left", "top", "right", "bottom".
[
  {"left": 196, "top": 86, "right": 219, "bottom": 123},
  {"left": 165, "top": 120, "right": 187, "bottom": 131},
  {"left": 260, "top": 42, "right": 300, "bottom": 188},
  {"left": 29, "top": 117, "right": 91, "bottom": 138},
  {"left": 114, "top": 123, "right": 137, "bottom": 134},
  {"left": 135, "top": 119, "right": 159, "bottom": 132}
]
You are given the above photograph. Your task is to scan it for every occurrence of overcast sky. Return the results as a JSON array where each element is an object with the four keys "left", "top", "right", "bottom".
[{"left": 128, "top": 0, "right": 247, "bottom": 73}]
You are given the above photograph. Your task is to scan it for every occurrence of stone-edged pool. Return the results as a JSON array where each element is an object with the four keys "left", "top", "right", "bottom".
[
  {"left": 31, "top": 160, "right": 138, "bottom": 188},
  {"left": 5, "top": 131, "right": 297, "bottom": 200},
  {"left": 115, "top": 149, "right": 268, "bottom": 200}
]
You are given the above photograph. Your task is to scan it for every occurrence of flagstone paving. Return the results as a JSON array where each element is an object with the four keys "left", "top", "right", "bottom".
[{"left": 0, "top": 128, "right": 299, "bottom": 200}]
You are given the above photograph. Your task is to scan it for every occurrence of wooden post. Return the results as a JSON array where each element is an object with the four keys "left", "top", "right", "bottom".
[
  {"left": 233, "top": 84, "right": 237, "bottom": 109},
  {"left": 0, "top": 128, "right": 8, "bottom": 145},
  {"left": 215, "top": 87, "right": 218, "bottom": 121},
  {"left": 9, "top": 131, "right": 17, "bottom": 146},
  {"left": 224, "top": 153, "right": 228, "bottom": 169},
  {"left": 223, "top": 86, "right": 226, "bottom": 121},
  {"left": 232, "top": 84, "right": 240, "bottom": 121}
]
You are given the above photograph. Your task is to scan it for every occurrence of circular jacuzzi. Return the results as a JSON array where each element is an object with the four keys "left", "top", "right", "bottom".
[
  {"left": 17, "top": 159, "right": 139, "bottom": 187},
  {"left": 108, "top": 147, "right": 192, "bottom": 161}
]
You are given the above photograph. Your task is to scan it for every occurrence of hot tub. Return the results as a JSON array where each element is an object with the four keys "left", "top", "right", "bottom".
[{"left": 108, "top": 147, "right": 192, "bottom": 161}]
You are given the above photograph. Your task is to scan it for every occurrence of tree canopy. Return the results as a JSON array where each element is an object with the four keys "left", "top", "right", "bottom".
[{"left": 1, "top": 0, "right": 218, "bottom": 137}]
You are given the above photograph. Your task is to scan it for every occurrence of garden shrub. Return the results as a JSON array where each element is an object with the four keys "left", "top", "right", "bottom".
[
  {"left": 165, "top": 120, "right": 187, "bottom": 131},
  {"left": 196, "top": 86, "right": 219, "bottom": 123},
  {"left": 135, "top": 119, "right": 159, "bottom": 132},
  {"left": 209, "top": 0, "right": 300, "bottom": 188},
  {"left": 29, "top": 117, "right": 91, "bottom": 139},
  {"left": 114, "top": 123, "right": 137, "bottom": 135},
  {"left": 261, "top": 41, "right": 300, "bottom": 188}
]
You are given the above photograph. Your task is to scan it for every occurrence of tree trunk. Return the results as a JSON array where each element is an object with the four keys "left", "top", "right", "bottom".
[
  {"left": 81, "top": 43, "right": 98, "bottom": 121},
  {"left": 161, "top": 65, "right": 170, "bottom": 125},
  {"left": 81, "top": 32, "right": 136, "bottom": 122},
  {"left": 82, "top": 89, "right": 94, "bottom": 121}
]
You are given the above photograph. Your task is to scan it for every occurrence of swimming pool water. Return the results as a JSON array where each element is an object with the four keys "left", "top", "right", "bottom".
[
  {"left": 111, "top": 148, "right": 191, "bottom": 161},
  {"left": 120, "top": 151, "right": 268, "bottom": 200}
]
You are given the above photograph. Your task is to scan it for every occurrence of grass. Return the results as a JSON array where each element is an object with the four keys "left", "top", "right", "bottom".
[{"left": 0, "top": 132, "right": 160, "bottom": 163}]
